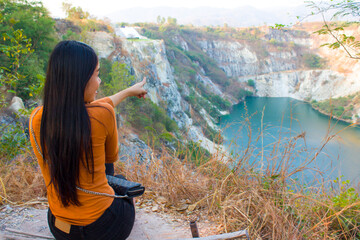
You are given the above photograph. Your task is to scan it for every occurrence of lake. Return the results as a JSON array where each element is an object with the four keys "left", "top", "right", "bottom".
[{"left": 218, "top": 97, "right": 360, "bottom": 184}]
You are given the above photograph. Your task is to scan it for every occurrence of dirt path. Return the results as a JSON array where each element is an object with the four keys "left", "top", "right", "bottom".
[{"left": 0, "top": 204, "right": 196, "bottom": 239}]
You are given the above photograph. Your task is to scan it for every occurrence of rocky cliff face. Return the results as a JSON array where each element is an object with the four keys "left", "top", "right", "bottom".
[
  {"left": 169, "top": 27, "right": 355, "bottom": 99},
  {"left": 193, "top": 33, "right": 359, "bottom": 101},
  {"left": 117, "top": 39, "right": 191, "bottom": 129},
  {"left": 240, "top": 70, "right": 346, "bottom": 101},
  {"left": 120, "top": 39, "right": 225, "bottom": 152},
  {"left": 89, "top": 32, "right": 221, "bottom": 152},
  {"left": 196, "top": 40, "right": 299, "bottom": 77},
  {"left": 88, "top": 25, "right": 360, "bottom": 151},
  {"left": 87, "top": 32, "right": 115, "bottom": 59},
  {"left": 188, "top": 28, "right": 360, "bottom": 120}
]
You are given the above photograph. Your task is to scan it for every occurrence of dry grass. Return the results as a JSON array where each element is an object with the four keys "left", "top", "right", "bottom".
[
  {"left": 116, "top": 127, "right": 360, "bottom": 239},
  {"left": 0, "top": 152, "right": 46, "bottom": 205},
  {"left": 0, "top": 131, "right": 359, "bottom": 239}
]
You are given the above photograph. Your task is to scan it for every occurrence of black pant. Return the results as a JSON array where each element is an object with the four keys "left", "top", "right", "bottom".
[
  {"left": 105, "top": 163, "right": 115, "bottom": 176},
  {"left": 48, "top": 197, "right": 135, "bottom": 240}
]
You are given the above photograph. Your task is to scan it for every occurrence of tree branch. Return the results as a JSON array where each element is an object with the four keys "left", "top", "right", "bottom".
[{"left": 321, "top": 12, "right": 360, "bottom": 60}]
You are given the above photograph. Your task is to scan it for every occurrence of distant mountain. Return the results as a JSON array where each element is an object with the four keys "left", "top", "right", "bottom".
[{"left": 104, "top": 5, "right": 321, "bottom": 27}]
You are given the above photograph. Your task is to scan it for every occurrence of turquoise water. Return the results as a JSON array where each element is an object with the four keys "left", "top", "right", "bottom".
[{"left": 218, "top": 97, "right": 360, "bottom": 184}]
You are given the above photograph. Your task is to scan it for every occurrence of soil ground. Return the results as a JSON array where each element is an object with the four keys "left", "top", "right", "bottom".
[{"left": 0, "top": 203, "right": 208, "bottom": 239}]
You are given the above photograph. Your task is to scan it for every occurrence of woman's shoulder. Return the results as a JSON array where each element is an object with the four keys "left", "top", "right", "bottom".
[
  {"left": 88, "top": 97, "right": 114, "bottom": 109},
  {"left": 88, "top": 97, "right": 114, "bottom": 108},
  {"left": 29, "top": 106, "right": 43, "bottom": 142},
  {"left": 87, "top": 97, "right": 115, "bottom": 120},
  {"left": 30, "top": 106, "right": 43, "bottom": 122},
  {"left": 30, "top": 105, "right": 43, "bottom": 114},
  {"left": 89, "top": 97, "right": 114, "bottom": 108}
]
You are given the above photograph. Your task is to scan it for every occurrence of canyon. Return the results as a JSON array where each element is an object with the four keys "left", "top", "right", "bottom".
[{"left": 87, "top": 23, "right": 360, "bottom": 149}]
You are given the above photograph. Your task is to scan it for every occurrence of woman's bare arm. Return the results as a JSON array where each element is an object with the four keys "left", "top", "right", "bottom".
[{"left": 108, "top": 77, "right": 147, "bottom": 107}]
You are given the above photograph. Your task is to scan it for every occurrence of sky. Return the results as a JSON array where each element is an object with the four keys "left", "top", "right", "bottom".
[{"left": 40, "top": 0, "right": 307, "bottom": 19}]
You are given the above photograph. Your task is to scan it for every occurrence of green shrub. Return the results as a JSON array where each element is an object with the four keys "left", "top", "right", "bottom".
[
  {"left": 166, "top": 46, "right": 197, "bottom": 82},
  {"left": 302, "top": 53, "right": 325, "bottom": 69},
  {"left": 208, "top": 94, "right": 231, "bottom": 110},
  {"left": 0, "top": 120, "right": 29, "bottom": 160},
  {"left": 99, "top": 58, "right": 112, "bottom": 87},
  {"left": 330, "top": 177, "right": 360, "bottom": 238},
  {"left": 238, "top": 89, "right": 253, "bottom": 99},
  {"left": 268, "top": 38, "right": 281, "bottom": 46},
  {"left": 133, "top": 114, "right": 152, "bottom": 128},
  {"left": 336, "top": 106, "right": 345, "bottom": 112},
  {"left": 176, "top": 140, "right": 211, "bottom": 166},
  {"left": 314, "top": 97, "right": 355, "bottom": 120},
  {"left": 165, "top": 117, "right": 178, "bottom": 133},
  {"left": 62, "top": 29, "right": 81, "bottom": 41},
  {"left": 159, "top": 132, "right": 175, "bottom": 142},
  {"left": 154, "top": 122, "right": 166, "bottom": 133},
  {"left": 0, "top": 0, "right": 56, "bottom": 99},
  {"left": 247, "top": 79, "right": 255, "bottom": 87},
  {"left": 203, "top": 125, "right": 223, "bottom": 144},
  {"left": 208, "top": 106, "right": 221, "bottom": 119},
  {"left": 124, "top": 98, "right": 179, "bottom": 139}
]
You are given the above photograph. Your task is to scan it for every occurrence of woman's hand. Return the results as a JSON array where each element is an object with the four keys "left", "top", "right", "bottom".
[
  {"left": 109, "top": 77, "right": 148, "bottom": 107},
  {"left": 127, "top": 77, "right": 147, "bottom": 99}
]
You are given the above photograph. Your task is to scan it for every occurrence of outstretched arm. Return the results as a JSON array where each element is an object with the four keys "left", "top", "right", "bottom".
[{"left": 108, "top": 77, "right": 147, "bottom": 107}]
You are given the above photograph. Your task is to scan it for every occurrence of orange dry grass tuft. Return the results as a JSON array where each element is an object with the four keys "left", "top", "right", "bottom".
[
  {"left": 115, "top": 133, "right": 360, "bottom": 239},
  {"left": 0, "top": 153, "right": 46, "bottom": 205},
  {"left": 0, "top": 131, "right": 358, "bottom": 239},
  {"left": 117, "top": 152, "right": 211, "bottom": 205}
]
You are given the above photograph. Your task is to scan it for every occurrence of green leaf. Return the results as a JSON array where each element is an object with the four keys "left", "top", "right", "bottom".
[
  {"left": 159, "top": 132, "right": 175, "bottom": 142},
  {"left": 334, "top": 27, "right": 344, "bottom": 31},
  {"left": 329, "top": 42, "right": 341, "bottom": 49},
  {"left": 144, "top": 126, "right": 156, "bottom": 132},
  {"left": 270, "top": 174, "right": 280, "bottom": 180}
]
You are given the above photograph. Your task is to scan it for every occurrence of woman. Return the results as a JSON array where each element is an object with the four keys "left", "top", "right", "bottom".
[{"left": 29, "top": 40, "right": 147, "bottom": 239}]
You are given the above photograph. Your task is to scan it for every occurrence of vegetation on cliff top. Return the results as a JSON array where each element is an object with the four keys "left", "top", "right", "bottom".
[
  {"left": 0, "top": 0, "right": 56, "bottom": 100},
  {"left": 311, "top": 93, "right": 360, "bottom": 122}
]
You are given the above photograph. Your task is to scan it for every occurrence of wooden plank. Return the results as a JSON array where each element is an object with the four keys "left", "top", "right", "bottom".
[
  {"left": 0, "top": 232, "right": 48, "bottom": 240},
  {"left": 174, "top": 229, "right": 249, "bottom": 240},
  {"left": 3, "top": 226, "right": 249, "bottom": 240},
  {"left": 0, "top": 232, "right": 32, "bottom": 240},
  {"left": 4, "top": 228, "right": 54, "bottom": 240}
]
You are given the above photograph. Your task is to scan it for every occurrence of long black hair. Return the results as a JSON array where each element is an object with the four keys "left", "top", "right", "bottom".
[{"left": 40, "top": 41, "right": 98, "bottom": 207}]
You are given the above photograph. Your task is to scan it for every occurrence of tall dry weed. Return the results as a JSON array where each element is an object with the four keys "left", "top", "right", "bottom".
[
  {"left": 0, "top": 152, "right": 46, "bottom": 205},
  {"left": 0, "top": 122, "right": 358, "bottom": 239},
  {"left": 116, "top": 126, "right": 359, "bottom": 239}
]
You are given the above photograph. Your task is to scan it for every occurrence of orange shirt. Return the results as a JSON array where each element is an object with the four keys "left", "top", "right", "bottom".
[{"left": 29, "top": 97, "right": 118, "bottom": 226}]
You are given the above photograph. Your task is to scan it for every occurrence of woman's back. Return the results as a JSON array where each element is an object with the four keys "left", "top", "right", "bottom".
[
  {"left": 29, "top": 40, "right": 146, "bottom": 239},
  {"left": 30, "top": 97, "right": 118, "bottom": 225}
]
